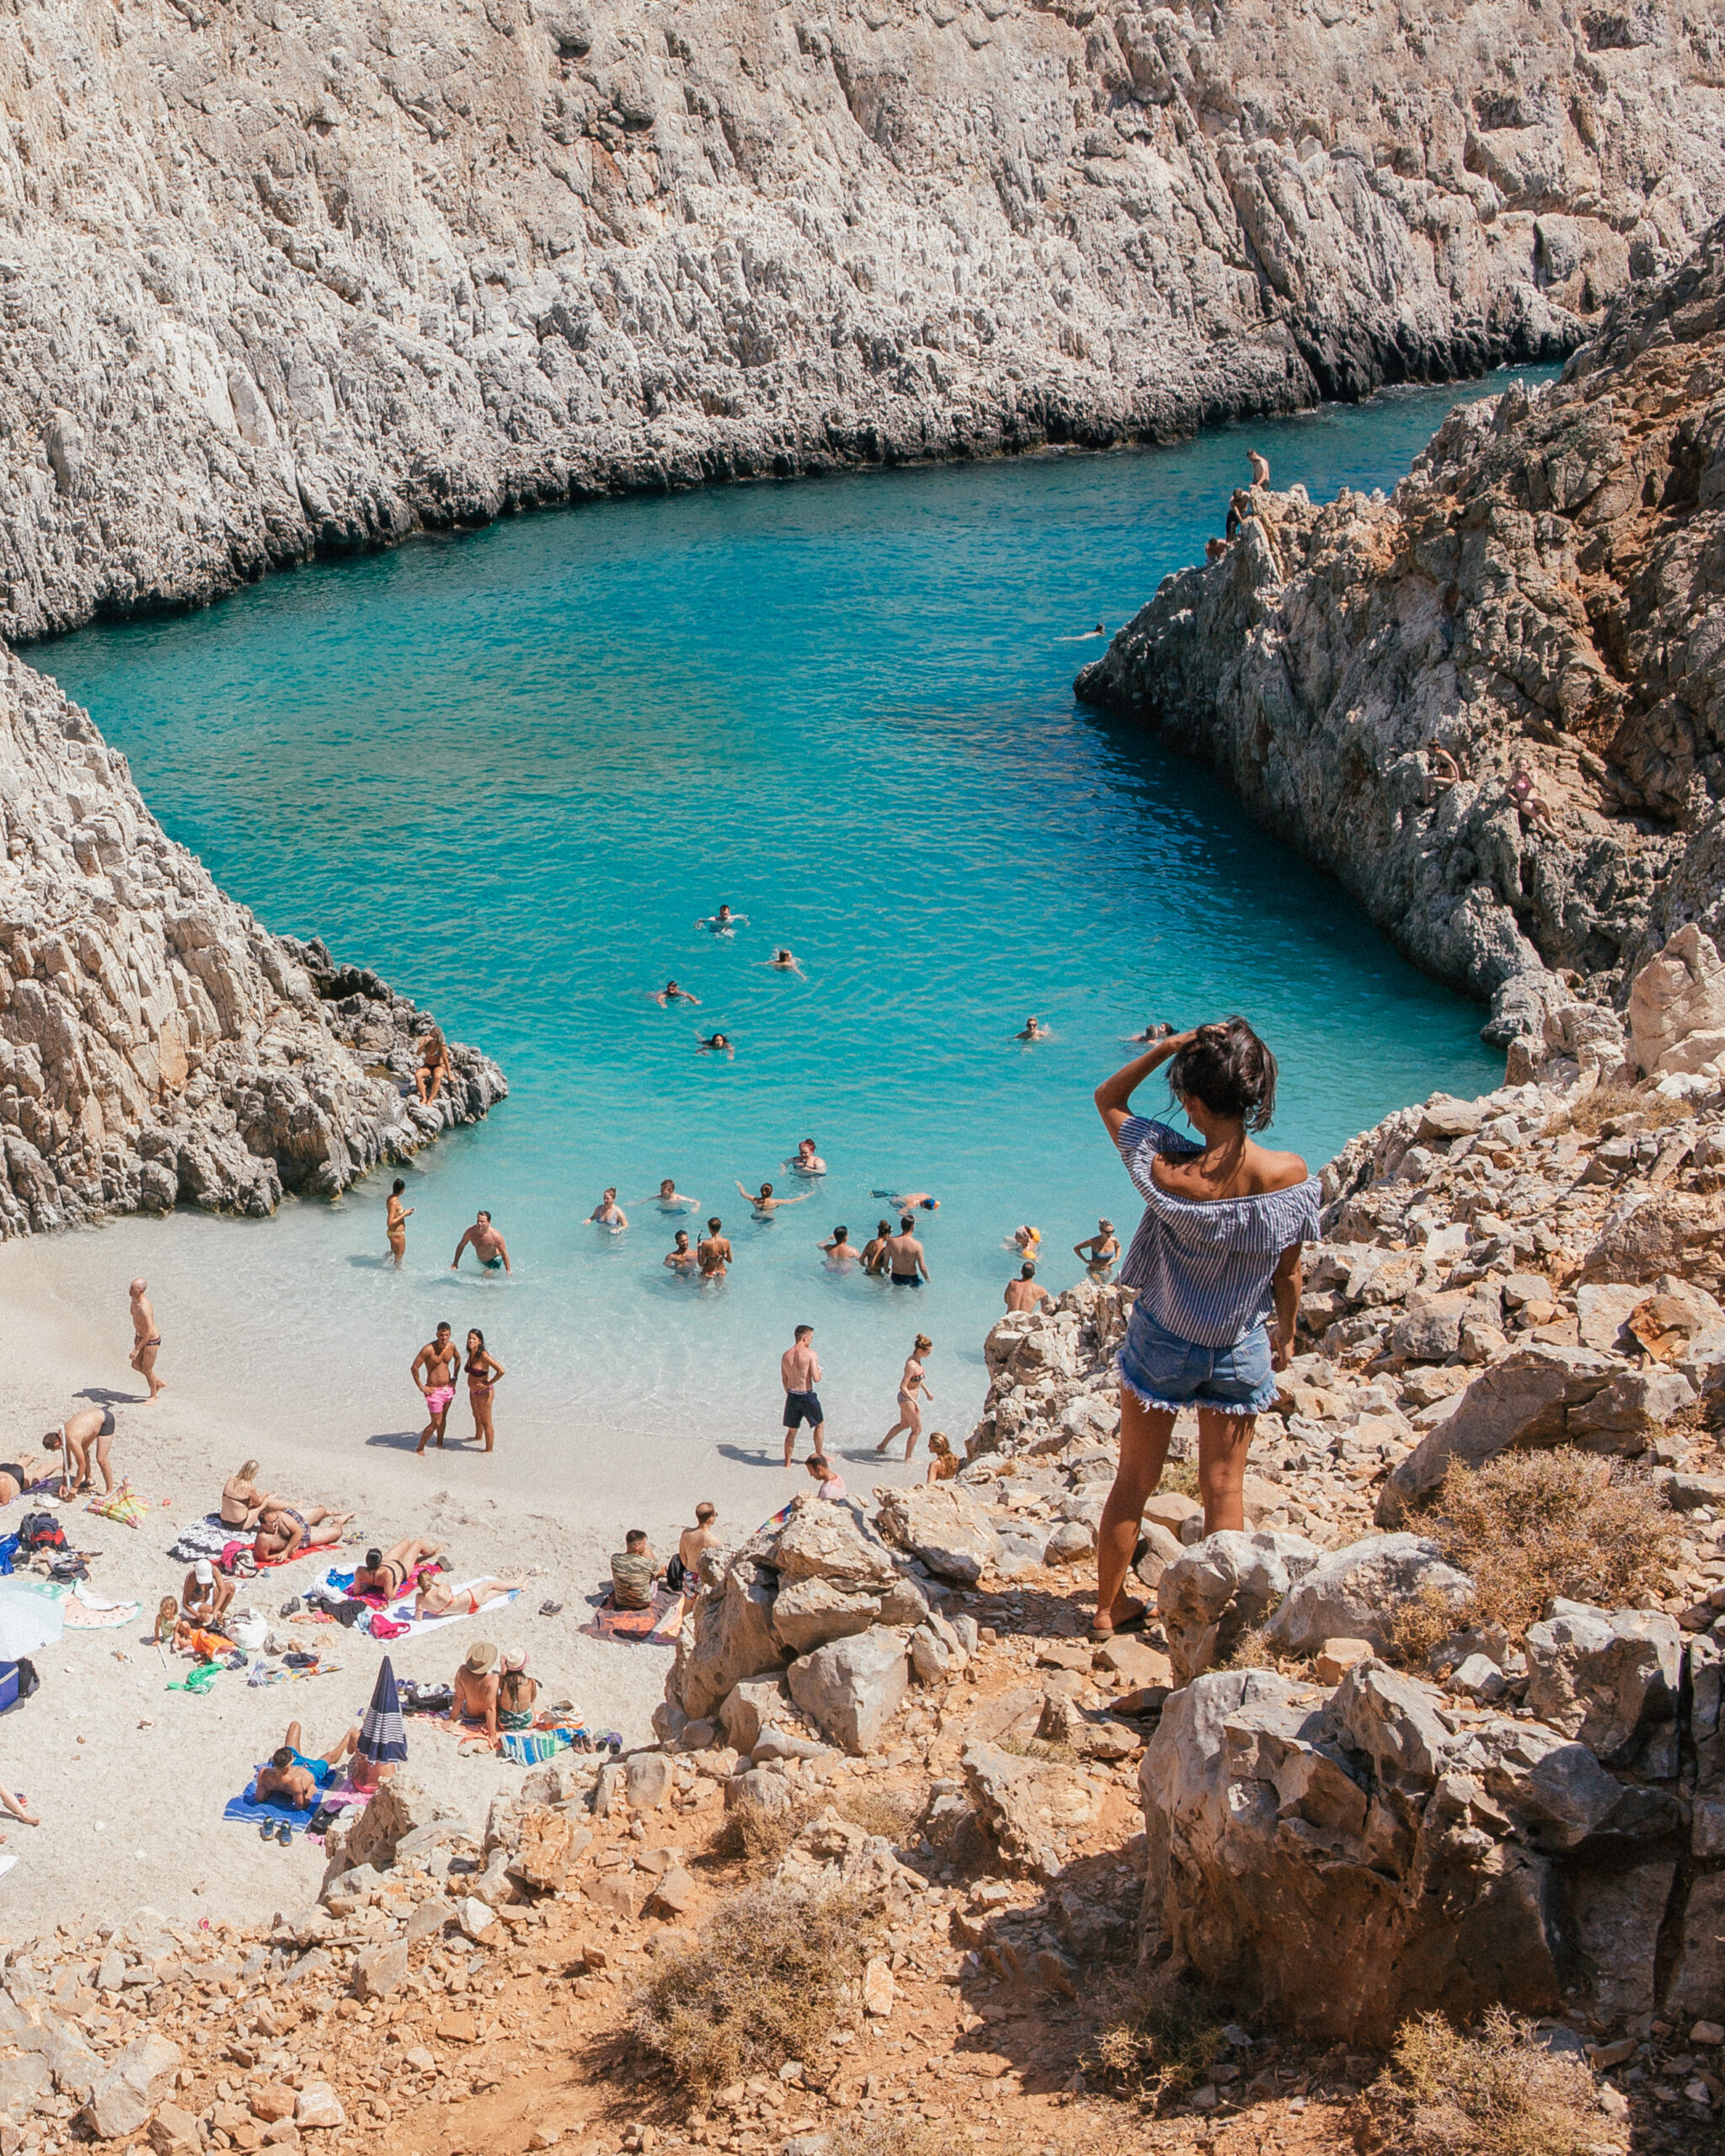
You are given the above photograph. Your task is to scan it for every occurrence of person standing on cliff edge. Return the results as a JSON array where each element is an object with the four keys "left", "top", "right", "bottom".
[
  {"left": 130, "top": 1277, "right": 165, "bottom": 1401},
  {"left": 1088, "top": 1021, "right": 1318, "bottom": 1640}
]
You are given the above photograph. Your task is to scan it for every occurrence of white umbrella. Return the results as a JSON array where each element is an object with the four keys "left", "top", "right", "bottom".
[{"left": 0, "top": 1578, "right": 64, "bottom": 1660}]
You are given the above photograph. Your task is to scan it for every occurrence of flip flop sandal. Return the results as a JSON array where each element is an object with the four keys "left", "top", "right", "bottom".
[
  {"left": 538, "top": 1600, "right": 563, "bottom": 1616},
  {"left": 1090, "top": 1603, "right": 1150, "bottom": 1641}
]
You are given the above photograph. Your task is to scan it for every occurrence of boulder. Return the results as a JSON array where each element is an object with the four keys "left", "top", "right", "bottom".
[
  {"left": 787, "top": 1629, "right": 911, "bottom": 1753},
  {"left": 336, "top": 1777, "right": 434, "bottom": 1874},
  {"left": 718, "top": 1673, "right": 792, "bottom": 1754},
  {"left": 510, "top": 1806, "right": 579, "bottom": 1891},
  {"left": 1043, "top": 1519, "right": 1094, "bottom": 1564},
  {"left": 667, "top": 1553, "right": 785, "bottom": 1721},
  {"left": 1581, "top": 1193, "right": 1723, "bottom": 1287},
  {"left": 147, "top": 2105, "right": 202, "bottom": 2156},
  {"left": 724, "top": 1766, "right": 793, "bottom": 1812},
  {"left": 1525, "top": 1603, "right": 1682, "bottom": 1764},
  {"left": 1628, "top": 924, "right": 1725, "bottom": 1075},
  {"left": 83, "top": 2035, "right": 181, "bottom": 2141},
  {"left": 1565, "top": 1366, "right": 1695, "bottom": 1450},
  {"left": 1156, "top": 1529, "right": 1322, "bottom": 1684},
  {"left": 1377, "top": 1346, "right": 1620, "bottom": 1521},
  {"left": 771, "top": 1572, "right": 927, "bottom": 1656},
  {"left": 0, "top": 2055, "right": 50, "bottom": 2116},
  {"left": 294, "top": 2085, "right": 344, "bottom": 2131},
  {"left": 961, "top": 1740, "right": 1101, "bottom": 1875},
  {"left": 351, "top": 1942, "right": 408, "bottom": 2001},
  {"left": 1266, "top": 1534, "right": 1474, "bottom": 1658},
  {"left": 875, "top": 1483, "right": 1001, "bottom": 1587},
  {"left": 624, "top": 1753, "right": 675, "bottom": 1812}
]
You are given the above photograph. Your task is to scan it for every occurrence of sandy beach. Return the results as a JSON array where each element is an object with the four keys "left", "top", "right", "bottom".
[{"left": 0, "top": 1215, "right": 927, "bottom": 1943}]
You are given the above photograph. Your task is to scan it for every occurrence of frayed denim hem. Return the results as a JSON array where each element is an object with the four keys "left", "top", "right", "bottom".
[{"left": 1115, "top": 1357, "right": 1274, "bottom": 1419}]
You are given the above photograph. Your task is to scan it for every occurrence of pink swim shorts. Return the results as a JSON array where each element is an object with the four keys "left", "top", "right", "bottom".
[{"left": 425, "top": 1385, "right": 455, "bottom": 1415}]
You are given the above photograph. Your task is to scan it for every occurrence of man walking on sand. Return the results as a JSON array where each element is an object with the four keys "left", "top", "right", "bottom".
[
  {"left": 413, "top": 1322, "right": 462, "bottom": 1453},
  {"left": 451, "top": 1209, "right": 510, "bottom": 1274},
  {"left": 781, "top": 1323, "right": 825, "bottom": 1465},
  {"left": 129, "top": 1278, "right": 164, "bottom": 1400}
]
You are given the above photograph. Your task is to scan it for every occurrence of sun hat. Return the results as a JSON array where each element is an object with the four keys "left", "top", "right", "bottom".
[
  {"left": 463, "top": 1641, "right": 497, "bottom": 1674},
  {"left": 193, "top": 1560, "right": 214, "bottom": 1584},
  {"left": 502, "top": 1648, "right": 527, "bottom": 1671}
]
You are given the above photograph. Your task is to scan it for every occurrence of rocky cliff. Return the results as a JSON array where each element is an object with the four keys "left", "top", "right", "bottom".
[
  {"left": 3, "top": 0, "right": 1723, "bottom": 639},
  {"left": 1076, "top": 211, "right": 1725, "bottom": 1042},
  {"left": 0, "top": 648, "right": 504, "bottom": 1236}
]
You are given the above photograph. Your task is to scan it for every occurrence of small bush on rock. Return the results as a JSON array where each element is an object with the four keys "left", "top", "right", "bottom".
[
  {"left": 709, "top": 1794, "right": 809, "bottom": 1866},
  {"left": 1352, "top": 2008, "right": 1599, "bottom": 2155},
  {"left": 634, "top": 1883, "right": 876, "bottom": 2092},
  {"left": 1415, "top": 1449, "right": 1677, "bottom": 1639},
  {"left": 1084, "top": 1966, "right": 1230, "bottom": 2103},
  {"left": 835, "top": 1782, "right": 926, "bottom": 1843},
  {"left": 1546, "top": 1081, "right": 1685, "bottom": 1138}
]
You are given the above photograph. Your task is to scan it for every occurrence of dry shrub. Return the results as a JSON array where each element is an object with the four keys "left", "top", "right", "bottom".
[
  {"left": 1158, "top": 1457, "right": 1202, "bottom": 1499},
  {"left": 1385, "top": 1583, "right": 1472, "bottom": 1669},
  {"left": 830, "top": 2125, "right": 955, "bottom": 2156},
  {"left": 834, "top": 1782, "right": 926, "bottom": 1843},
  {"left": 1417, "top": 1449, "right": 1678, "bottom": 1639},
  {"left": 634, "top": 1883, "right": 876, "bottom": 2092},
  {"left": 1353, "top": 2009, "right": 1599, "bottom": 2156},
  {"left": 1083, "top": 1966, "right": 1230, "bottom": 2104},
  {"left": 1546, "top": 1080, "right": 1686, "bottom": 1138},
  {"left": 708, "top": 1793, "right": 809, "bottom": 1866}
]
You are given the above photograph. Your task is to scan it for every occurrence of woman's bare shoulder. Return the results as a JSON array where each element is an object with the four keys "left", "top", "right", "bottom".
[{"left": 1255, "top": 1145, "right": 1311, "bottom": 1192}]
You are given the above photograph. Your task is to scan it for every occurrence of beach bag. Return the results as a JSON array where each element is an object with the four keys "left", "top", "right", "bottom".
[
  {"left": 665, "top": 1553, "right": 686, "bottom": 1593},
  {"left": 400, "top": 1680, "right": 453, "bottom": 1715},
  {"left": 0, "top": 1657, "right": 40, "bottom": 1712},
  {"left": 18, "top": 1513, "right": 64, "bottom": 1554},
  {"left": 368, "top": 1614, "right": 409, "bottom": 1641},
  {"left": 231, "top": 1612, "right": 268, "bottom": 1652}
]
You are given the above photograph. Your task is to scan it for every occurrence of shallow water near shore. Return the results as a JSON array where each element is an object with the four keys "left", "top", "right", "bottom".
[{"left": 23, "top": 383, "right": 1531, "bottom": 1488}]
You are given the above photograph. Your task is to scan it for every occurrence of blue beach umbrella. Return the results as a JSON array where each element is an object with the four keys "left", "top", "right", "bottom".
[{"left": 357, "top": 1654, "right": 408, "bottom": 1769}]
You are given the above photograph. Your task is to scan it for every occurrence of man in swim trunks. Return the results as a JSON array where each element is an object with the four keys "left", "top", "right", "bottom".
[
  {"left": 861, "top": 1219, "right": 895, "bottom": 1274},
  {"left": 414, "top": 1568, "right": 526, "bottom": 1619},
  {"left": 1004, "top": 1262, "right": 1050, "bottom": 1313},
  {"left": 589, "top": 1187, "right": 628, "bottom": 1231},
  {"left": 452, "top": 1643, "right": 500, "bottom": 1737},
  {"left": 48, "top": 1405, "right": 116, "bottom": 1499},
  {"left": 254, "top": 1503, "right": 351, "bottom": 1563},
  {"left": 881, "top": 1215, "right": 930, "bottom": 1288},
  {"left": 678, "top": 1502, "right": 720, "bottom": 1586},
  {"left": 698, "top": 1218, "right": 732, "bottom": 1279},
  {"left": 781, "top": 1324, "right": 825, "bottom": 1464},
  {"left": 820, "top": 1225, "right": 860, "bottom": 1265},
  {"left": 387, "top": 1178, "right": 413, "bottom": 1267},
  {"left": 181, "top": 1558, "right": 235, "bottom": 1630},
  {"left": 255, "top": 1721, "right": 358, "bottom": 1808},
  {"left": 414, "top": 1323, "right": 462, "bottom": 1453},
  {"left": 873, "top": 1190, "right": 939, "bottom": 1213},
  {"left": 451, "top": 1209, "right": 510, "bottom": 1274},
  {"left": 129, "top": 1278, "right": 165, "bottom": 1401},
  {"left": 355, "top": 1536, "right": 446, "bottom": 1599},
  {"left": 665, "top": 1230, "right": 699, "bottom": 1273},
  {"left": 655, "top": 981, "right": 700, "bottom": 1006}
]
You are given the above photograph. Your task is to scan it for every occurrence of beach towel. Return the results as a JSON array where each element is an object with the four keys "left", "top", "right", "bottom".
[
  {"left": 309, "top": 1566, "right": 516, "bottom": 1639},
  {"left": 579, "top": 1584, "right": 681, "bottom": 1641},
  {"left": 87, "top": 1482, "right": 147, "bottom": 1529},
  {"left": 499, "top": 1726, "right": 586, "bottom": 1765},
  {"left": 0, "top": 1578, "right": 64, "bottom": 1659},
  {"left": 167, "top": 1515, "right": 232, "bottom": 1566},
  {"left": 357, "top": 1657, "right": 408, "bottom": 1771},
  {"left": 61, "top": 1594, "right": 141, "bottom": 1631}
]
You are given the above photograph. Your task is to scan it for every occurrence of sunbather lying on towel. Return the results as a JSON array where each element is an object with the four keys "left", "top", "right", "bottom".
[
  {"left": 254, "top": 1721, "right": 359, "bottom": 1808},
  {"left": 353, "top": 1536, "right": 445, "bottom": 1598},
  {"left": 414, "top": 1568, "right": 528, "bottom": 1619},
  {"left": 253, "top": 1502, "right": 353, "bottom": 1562}
]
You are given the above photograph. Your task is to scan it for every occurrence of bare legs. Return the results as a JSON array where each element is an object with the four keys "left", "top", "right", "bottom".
[
  {"left": 131, "top": 1340, "right": 165, "bottom": 1401},
  {"left": 1093, "top": 1386, "right": 1256, "bottom": 1634},
  {"left": 471, "top": 1392, "right": 496, "bottom": 1454},
  {"left": 876, "top": 1397, "right": 923, "bottom": 1461}
]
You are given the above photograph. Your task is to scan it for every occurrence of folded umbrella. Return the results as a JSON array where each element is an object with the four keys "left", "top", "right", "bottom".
[{"left": 356, "top": 1653, "right": 408, "bottom": 1769}]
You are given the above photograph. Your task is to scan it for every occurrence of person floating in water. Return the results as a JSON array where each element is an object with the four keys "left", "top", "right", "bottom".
[
  {"left": 820, "top": 1225, "right": 861, "bottom": 1266},
  {"left": 646, "top": 1177, "right": 699, "bottom": 1211},
  {"left": 1059, "top": 621, "right": 1108, "bottom": 643},
  {"left": 786, "top": 1137, "right": 826, "bottom": 1176},
  {"left": 386, "top": 1178, "right": 413, "bottom": 1267},
  {"left": 762, "top": 947, "right": 807, "bottom": 979},
  {"left": 1006, "top": 1224, "right": 1041, "bottom": 1262},
  {"left": 451, "top": 1209, "right": 510, "bottom": 1274},
  {"left": 698, "top": 1032, "right": 734, "bottom": 1059},
  {"left": 737, "top": 1178, "right": 812, "bottom": 1219},
  {"left": 589, "top": 1187, "right": 628, "bottom": 1232},
  {"left": 1074, "top": 1218, "right": 1120, "bottom": 1279},
  {"left": 664, "top": 1230, "right": 699, "bottom": 1273},
  {"left": 697, "top": 905, "right": 745, "bottom": 936},
  {"left": 1017, "top": 1017, "right": 1051, "bottom": 1042},
  {"left": 873, "top": 1189, "right": 939, "bottom": 1212},
  {"left": 655, "top": 979, "right": 700, "bottom": 1006}
]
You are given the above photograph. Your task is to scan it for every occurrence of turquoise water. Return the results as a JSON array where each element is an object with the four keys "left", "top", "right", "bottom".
[{"left": 35, "top": 382, "right": 1523, "bottom": 1465}]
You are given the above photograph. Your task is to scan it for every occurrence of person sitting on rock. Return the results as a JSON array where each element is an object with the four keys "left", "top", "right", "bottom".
[
  {"left": 610, "top": 1529, "right": 660, "bottom": 1609},
  {"left": 925, "top": 1431, "right": 959, "bottom": 1485},
  {"left": 1424, "top": 742, "right": 1461, "bottom": 800},
  {"left": 414, "top": 1027, "right": 451, "bottom": 1104},
  {"left": 1509, "top": 762, "right": 1557, "bottom": 831}
]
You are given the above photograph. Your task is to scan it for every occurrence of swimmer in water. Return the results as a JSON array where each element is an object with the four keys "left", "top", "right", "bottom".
[
  {"left": 655, "top": 980, "right": 700, "bottom": 1006},
  {"left": 644, "top": 1178, "right": 700, "bottom": 1211},
  {"left": 1016, "top": 1017, "right": 1052, "bottom": 1042},
  {"left": 861, "top": 1219, "right": 894, "bottom": 1273},
  {"left": 1007, "top": 1224, "right": 1041, "bottom": 1260},
  {"left": 786, "top": 1138, "right": 827, "bottom": 1177},
  {"left": 697, "top": 905, "right": 746, "bottom": 936},
  {"left": 698, "top": 1217, "right": 733, "bottom": 1279},
  {"left": 664, "top": 1230, "right": 699, "bottom": 1273},
  {"left": 737, "top": 1178, "right": 812, "bottom": 1219},
  {"left": 761, "top": 947, "right": 807, "bottom": 979},
  {"left": 1127, "top": 1019, "right": 1175, "bottom": 1046},
  {"left": 873, "top": 1190, "right": 939, "bottom": 1213},
  {"left": 698, "top": 1032, "right": 734, "bottom": 1059},
  {"left": 820, "top": 1225, "right": 862, "bottom": 1266},
  {"left": 589, "top": 1187, "right": 628, "bottom": 1232},
  {"left": 1074, "top": 1218, "right": 1120, "bottom": 1279},
  {"left": 1058, "top": 622, "right": 1108, "bottom": 643},
  {"left": 451, "top": 1210, "right": 510, "bottom": 1274}
]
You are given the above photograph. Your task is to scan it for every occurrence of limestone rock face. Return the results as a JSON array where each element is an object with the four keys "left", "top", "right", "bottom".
[
  {"left": 2, "top": 0, "right": 1721, "bottom": 646},
  {"left": 876, "top": 1481, "right": 1000, "bottom": 1586},
  {"left": 1078, "top": 217, "right": 1725, "bottom": 1030},
  {"left": 786, "top": 1626, "right": 911, "bottom": 1755},
  {"left": 1524, "top": 1601, "right": 1682, "bottom": 1764},
  {"left": 1629, "top": 925, "right": 1725, "bottom": 1076},
  {"left": 1156, "top": 1529, "right": 1321, "bottom": 1684},
  {"left": 0, "top": 656, "right": 503, "bottom": 1237},
  {"left": 1265, "top": 1533, "right": 1474, "bottom": 1658}
]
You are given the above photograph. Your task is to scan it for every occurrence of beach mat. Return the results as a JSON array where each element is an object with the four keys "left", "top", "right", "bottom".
[
  {"left": 309, "top": 1567, "right": 516, "bottom": 1638},
  {"left": 61, "top": 1594, "right": 141, "bottom": 1630},
  {"left": 224, "top": 1770, "right": 371, "bottom": 1840},
  {"left": 579, "top": 1584, "right": 680, "bottom": 1641}
]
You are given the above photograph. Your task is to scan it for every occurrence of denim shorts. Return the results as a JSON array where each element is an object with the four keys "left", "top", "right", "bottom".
[{"left": 1116, "top": 1302, "right": 1276, "bottom": 1418}]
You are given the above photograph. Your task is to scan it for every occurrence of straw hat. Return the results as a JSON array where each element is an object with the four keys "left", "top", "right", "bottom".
[
  {"left": 463, "top": 1641, "right": 497, "bottom": 1674},
  {"left": 502, "top": 1648, "right": 527, "bottom": 1672}
]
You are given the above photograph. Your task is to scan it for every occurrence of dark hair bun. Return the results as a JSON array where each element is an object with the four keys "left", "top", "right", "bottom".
[{"left": 1167, "top": 1018, "right": 1278, "bottom": 1132}]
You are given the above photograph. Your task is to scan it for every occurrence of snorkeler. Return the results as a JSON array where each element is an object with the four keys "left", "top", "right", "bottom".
[{"left": 873, "top": 1189, "right": 939, "bottom": 1213}]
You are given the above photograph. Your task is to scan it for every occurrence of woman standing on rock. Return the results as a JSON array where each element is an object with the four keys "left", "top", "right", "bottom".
[{"left": 1090, "top": 1021, "right": 1318, "bottom": 1640}]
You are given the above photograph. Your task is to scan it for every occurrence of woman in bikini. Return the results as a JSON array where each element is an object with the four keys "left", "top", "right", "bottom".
[
  {"left": 354, "top": 1537, "right": 446, "bottom": 1599},
  {"left": 496, "top": 1649, "right": 538, "bottom": 1732},
  {"left": 465, "top": 1329, "right": 505, "bottom": 1453},
  {"left": 414, "top": 1568, "right": 527, "bottom": 1619},
  {"left": 414, "top": 1027, "right": 450, "bottom": 1103},
  {"left": 875, "top": 1334, "right": 934, "bottom": 1460},
  {"left": 221, "top": 1461, "right": 280, "bottom": 1530},
  {"left": 925, "top": 1430, "right": 959, "bottom": 1484},
  {"left": 0, "top": 1454, "right": 44, "bottom": 1506}
]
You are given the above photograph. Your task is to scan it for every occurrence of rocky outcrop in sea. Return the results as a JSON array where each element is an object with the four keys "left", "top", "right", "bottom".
[
  {"left": 0, "top": 651, "right": 504, "bottom": 1237},
  {"left": 1076, "top": 211, "right": 1725, "bottom": 1043},
  {"left": 3, "top": 0, "right": 1722, "bottom": 640}
]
